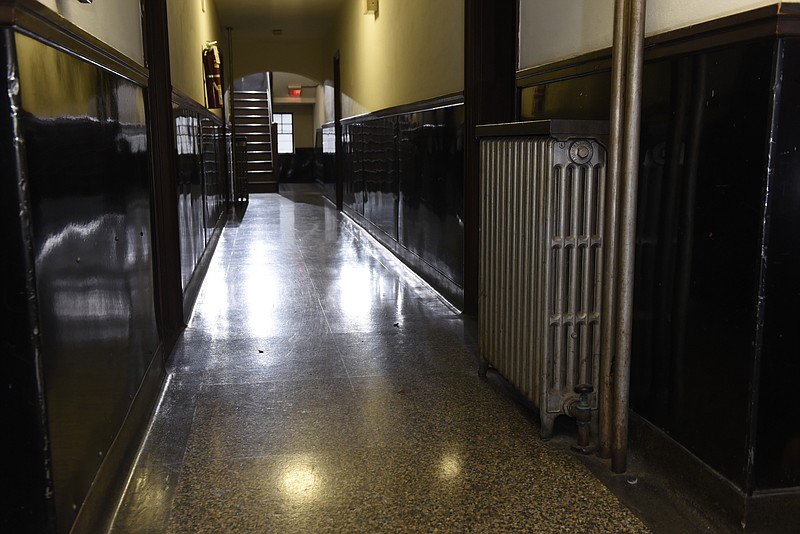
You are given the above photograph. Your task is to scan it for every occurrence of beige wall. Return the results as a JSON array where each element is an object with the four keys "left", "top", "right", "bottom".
[
  {"left": 327, "top": 0, "right": 464, "bottom": 118},
  {"left": 34, "top": 0, "right": 143, "bottom": 64},
  {"left": 315, "top": 84, "right": 329, "bottom": 132},
  {"left": 233, "top": 37, "right": 327, "bottom": 83},
  {"left": 167, "top": 0, "right": 224, "bottom": 110},
  {"left": 230, "top": 0, "right": 464, "bottom": 122},
  {"left": 274, "top": 103, "right": 315, "bottom": 149},
  {"left": 519, "top": 0, "right": 796, "bottom": 69}
]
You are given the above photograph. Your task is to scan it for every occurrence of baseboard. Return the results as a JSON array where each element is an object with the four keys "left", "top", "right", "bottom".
[
  {"left": 248, "top": 181, "right": 279, "bottom": 193},
  {"left": 629, "top": 411, "right": 800, "bottom": 533},
  {"left": 745, "top": 488, "right": 800, "bottom": 533}
]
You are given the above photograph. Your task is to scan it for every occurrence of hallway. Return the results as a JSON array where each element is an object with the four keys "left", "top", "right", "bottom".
[{"left": 109, "top": 189, "right": 648, "bottom": 533}]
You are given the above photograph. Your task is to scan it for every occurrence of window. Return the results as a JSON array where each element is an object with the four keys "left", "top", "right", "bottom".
[{"left": 274, "top": 112, "right": 294, "bottom": 154}]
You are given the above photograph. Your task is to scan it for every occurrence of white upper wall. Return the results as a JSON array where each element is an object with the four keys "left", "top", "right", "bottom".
[
  {"left": 34, "top": 0, "right": 143, "bottom": 64},
  {"left": 519, "top": 0, "right": 794, "bottom": 69}
]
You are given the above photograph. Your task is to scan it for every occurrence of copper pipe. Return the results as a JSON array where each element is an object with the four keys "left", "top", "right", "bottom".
[{"left": 226, "top": 27, "right": 235, "bottom": 131}]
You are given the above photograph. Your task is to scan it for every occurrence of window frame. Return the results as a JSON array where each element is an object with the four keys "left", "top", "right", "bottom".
[{"left": 273, "top": 112, "right": 294, "bottom": 154}]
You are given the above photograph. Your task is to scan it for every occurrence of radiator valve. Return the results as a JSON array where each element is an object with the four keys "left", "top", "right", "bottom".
[{"left": 569, "top": 384, "right": 595, "bottom": 454}]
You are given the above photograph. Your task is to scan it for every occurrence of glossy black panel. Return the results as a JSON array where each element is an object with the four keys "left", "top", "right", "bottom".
[
  {"left": 397, "top": 105, "right": 464, "bottom": 287},
  {"left": 341, "top": 122, "right": 364, "bottom": 214},
  {"left": 15, "top": 32, "right": 159, "bottom": 531},
  {"left": 519, "top": 40, "right": 775, "bottom": 488},
  {"left": 339, "top": 104, "right": 465, "bottom": 304},
  {"left": 519, "top": 73, "right": 611, "bottom": 121},
  {"left": 632, "top": 44, "right": 772, "bottom": 487},
  {"left": 174, "top": 105, "right": 225, "bottom": 289},
  {"left": 362, "top": 118, "right": 398, "bottom": 239},
  {"left": 756, "top": 38, "right": 800, "bottom": 490},
  {"left": 175, "top": 109, "right": 206, "bottom": 290},
  {"left": 279, "top": 147, "right": 317, "bottom": 183},
  {"left": 201, "top": 117, "right": 225, "bottom": 234}
]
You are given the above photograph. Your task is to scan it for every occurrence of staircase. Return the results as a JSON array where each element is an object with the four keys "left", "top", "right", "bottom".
[{"left": 232, "top": 77, "right": 278, "bottom": 193}]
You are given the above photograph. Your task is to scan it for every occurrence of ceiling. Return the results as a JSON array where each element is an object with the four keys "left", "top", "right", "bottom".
[{"left": 215, "top": 0, "right": 346, "bottom": 40}]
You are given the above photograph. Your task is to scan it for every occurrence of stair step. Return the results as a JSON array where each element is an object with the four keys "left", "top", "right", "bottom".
[{"left": 235, "top": 131, "right": 272, "bottom": 136}]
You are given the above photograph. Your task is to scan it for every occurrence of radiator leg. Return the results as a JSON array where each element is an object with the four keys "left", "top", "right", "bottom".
[
  {"left": 478, "top": 358, "right": 493, "bottom": 379},
  {"left": 540, "top": 414, "right": 555, "bottom": 440}
]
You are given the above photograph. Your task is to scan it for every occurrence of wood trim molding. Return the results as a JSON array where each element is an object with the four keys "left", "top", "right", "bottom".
[
  {"left": 339, "top": 92, "right": 464, "bottom": 126},
  {"left": 0, "top": 0, "right": 148, "bottom": 85},
  {"left": 172, "top": 87, "right": 225, "bottom": 125},
  {"left": 517, "top": 3, "right": 799, "bottom": 87},
  {"left": 322, "top": 92, "right": 464, "bottom": 130},
  {"left": 516, "top": 50, "right": 611, "bottom": 88},
  {"left": 646, "top": 3, "right": 800, "bottom": 56}
]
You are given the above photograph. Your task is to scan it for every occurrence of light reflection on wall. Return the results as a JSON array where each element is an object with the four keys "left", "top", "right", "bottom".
[{"left": 37, "top": 218, "right": 107, "bottom": 261}]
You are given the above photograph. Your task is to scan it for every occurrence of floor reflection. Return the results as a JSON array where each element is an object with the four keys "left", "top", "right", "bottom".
[{"left": 110, "top": 188, "right": 649, "bottom": 533}]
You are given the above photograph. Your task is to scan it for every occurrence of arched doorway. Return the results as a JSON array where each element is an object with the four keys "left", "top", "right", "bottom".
[{"left": 229, "top": 71, "right": 328, "bottom": 194}]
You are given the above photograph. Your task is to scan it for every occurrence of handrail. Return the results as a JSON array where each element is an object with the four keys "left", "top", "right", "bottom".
[{"left": 265, "top": 71, "right": 274, "bottom": 126}]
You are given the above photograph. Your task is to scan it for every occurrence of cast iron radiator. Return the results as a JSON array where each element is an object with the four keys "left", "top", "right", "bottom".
[{"left": 479, "top": 130, "right": 607, "bottom": 438}]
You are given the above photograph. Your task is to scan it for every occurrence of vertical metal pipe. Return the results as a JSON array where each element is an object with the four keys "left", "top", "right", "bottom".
[
  {"left": 226, "top": 26, "right": 237, "bottom": 199},
  {"left": 226, "top": 27, "right": 235, "bottom": 125},
  {"left": 226, "top": 27, "right": 234, "bottom": 121},
  {"left": 612, "top": 0, "right": 647, "bottom": 474},
  {"left": 599, "top": 0, "right": 630, "bottom": 459}
]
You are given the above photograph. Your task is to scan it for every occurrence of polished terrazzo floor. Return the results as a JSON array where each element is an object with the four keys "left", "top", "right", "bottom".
[{"left": 109, "top": 189, "right": 649, "bottom": 533}]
